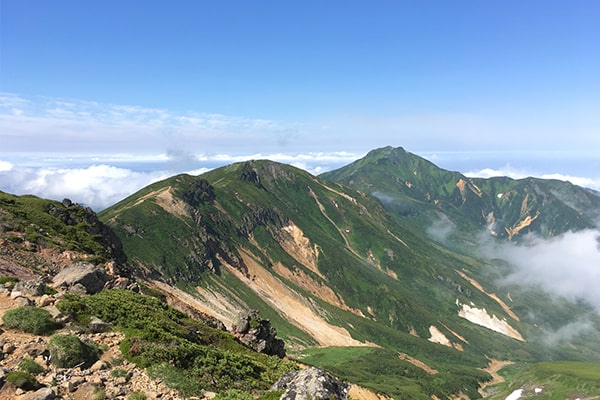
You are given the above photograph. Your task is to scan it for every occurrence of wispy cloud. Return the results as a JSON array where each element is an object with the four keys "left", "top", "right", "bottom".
[{"left": 0, "top": 93, "right": 308, "bottom": 155}]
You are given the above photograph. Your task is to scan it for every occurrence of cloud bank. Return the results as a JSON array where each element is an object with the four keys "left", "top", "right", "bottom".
[
  {"left": 465, "top": 166, "right": 600, "bottom": 192},
  {"left": 0, "top": 151, "right": 361, "bottom": 210},
  {"left": 483, "top": 229, "right": 600, "bottom": 314},
  {"left": 0, "top": 163, "right": 171, "bottom": 210}
]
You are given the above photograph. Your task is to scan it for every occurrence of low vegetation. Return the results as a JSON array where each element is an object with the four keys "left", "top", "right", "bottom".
[
  {"left": 2, "top": 306, "right": 59, "bottom": 335},
  {"left": 5, "top": 371, "right": 41, "bottom": 391},
  {"left": 48, "top": 334, "right": 100, "bottom": 368},
  {"left": 0, "top": 191, "right": 123, "bottom": 263},
  {"left": 488, "top": 361, "right": 600, "bottom": 399},
  {"left": 56, "top": 289, "right": 297, "bottom": 396}
]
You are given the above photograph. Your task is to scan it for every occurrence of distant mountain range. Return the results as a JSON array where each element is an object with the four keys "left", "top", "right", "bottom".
[
  {"left": 321, "top": 146, "right": 600, "bottom": 242},
  {"left": 2, "top": 146, "right": 600, "bottom": 399}
]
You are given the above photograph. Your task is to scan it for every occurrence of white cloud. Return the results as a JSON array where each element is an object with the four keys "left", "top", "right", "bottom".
[
  {"left": 484, "top": 229, "right": 600, "bottom": 313},
  {"left": 0, "top": 160, "right": 13, "bottom": 172},
  {"left": 0, "top": 164, "right": 168, "bottom": 210},
  {"left": 0, "top": 93, "right": 311, "bottom": 155},
  {"left": 465, "top": 167, "right": 600, "bottom": 192}
]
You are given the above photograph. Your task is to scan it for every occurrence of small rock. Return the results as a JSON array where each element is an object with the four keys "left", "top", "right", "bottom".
[
  {"left": 89, "top": 360, "right": 108, "bottom": 372},
  {"left": 272, "top": 367, "right": 349, "bottom": 400},
  {"left": 14, "top": 278, "right": 47, "bottom": 297},
  {"left": 72, "top": 382, "right": 102, "bottom": 400},
  {"left": 13, "top": 296, "right": 33, "bottom": 307},
  {"left": 69, "top": 283, "right": 88, "bottom": 295},
  {"left": 2, "top": 343, "right": 16, "bottom": 354},
  {"left": 21, "top": 387, "right": 56, "bottom": 400},
  {"left": 89, "top": 316, "right": 112, "bottom": 333},
  {"left": 36, "top": 294, "right": 54, "bottom": 307},
  {"left": 22, "top": 342, "right": 47, "bottom": 357}
]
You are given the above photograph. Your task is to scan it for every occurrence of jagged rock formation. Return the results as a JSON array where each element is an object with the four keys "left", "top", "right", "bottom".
[
  {"left": 232, "top": 309, "right": 285, "bottom": 358},
  {"left": 272, "top": 367, "right": 349, "bottom": 400}
]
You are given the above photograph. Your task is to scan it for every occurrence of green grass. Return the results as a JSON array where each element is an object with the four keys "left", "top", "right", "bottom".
[
  {"left": 487, "top": 361, "right": 600, "bottom": 399},
  {"left": 56, "top": 289, "right": 297, "bottom": 396},
  {"left": 18, "top": 358, "right": 45, "bottom": 375},
  {"left": 298, "top": 346, "right": 489, "bottom": 400}
]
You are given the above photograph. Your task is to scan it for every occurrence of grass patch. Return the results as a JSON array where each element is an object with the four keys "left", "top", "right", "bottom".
[
  {"left": 18, "top": 358, "right": 45, "bottom": 375},
  {"left": 487, "top": 361, "right": 600, "bottom": 399},
  {"left": 56, "top": 289, "right": 297, "bottom": 395},
  {"left": 6, "top": 371, "right": 40, "bottom": 391}
]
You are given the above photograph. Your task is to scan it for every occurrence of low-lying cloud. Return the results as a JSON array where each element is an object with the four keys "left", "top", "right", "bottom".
[
  {"left": 465, "top": 166, "right": 600, "bottom": 192},
  {"left": 0, "top": 164, "right": 171, "bottom": 211},
  {"left": 482, "top": 229, "right": 600, "bottom": 313}
]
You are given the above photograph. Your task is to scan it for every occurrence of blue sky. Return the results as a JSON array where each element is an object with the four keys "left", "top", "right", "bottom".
[{"left": 1, "top": 0, "right": 600, "bottom": 209}]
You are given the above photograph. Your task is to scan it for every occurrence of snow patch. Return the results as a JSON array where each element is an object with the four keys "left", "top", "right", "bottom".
[
  {"left": 457, "top": 301, "right": 524, "bottom": 341},
  {"left": 428, "top": 325, "right": 452, "bottom": 347},
  {"left": 534, "top": 388, "right": 542, "bottom": 393},
  {"left": 505, "top": 389, "right": 523, "bottom": 400}
]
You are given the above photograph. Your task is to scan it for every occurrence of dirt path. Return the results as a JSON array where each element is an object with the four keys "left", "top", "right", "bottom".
[{"left": 478, "top": 359, "right": 514, "bottom": 397}]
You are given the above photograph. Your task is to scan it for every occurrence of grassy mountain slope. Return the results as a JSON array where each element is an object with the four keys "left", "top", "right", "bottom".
[
  {"left": 0, "top": 191, "right": 298, "bottom": 399},
  {"left": 100, "top": 159, "right": 600, "bottom": 399},
  {"left": 0, "top": 191, "right": 127, "bottom": 270},
  {"left": 319, "top": 146, "right": 600, "bottom": 242}
]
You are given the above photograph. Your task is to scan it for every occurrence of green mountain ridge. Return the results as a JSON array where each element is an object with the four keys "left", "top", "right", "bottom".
[
  {"left": 320, "top": 146, "right": 600, "bottom": 243},
  {"left": 97, "top": 153, "right": 600, "bottom": 398},
  {"left": 2, "top": 146, "right": 600, "bottom": 399}
]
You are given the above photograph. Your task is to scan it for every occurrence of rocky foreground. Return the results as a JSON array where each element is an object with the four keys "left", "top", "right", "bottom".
[
  {"left": 0, "top": 280, "right": 184, "bottom": 400},
  {"left": 0, "top": 270, "right": 354, "bottom": 400}
]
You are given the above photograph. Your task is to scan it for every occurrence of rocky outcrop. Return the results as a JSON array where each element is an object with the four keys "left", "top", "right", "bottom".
[
  {"left": 272, "top": 367, "right": 349, "bottom": 400},
  {"left": 51, "top": 262, "right": 110, "bottom": 294},
  {"left": 232, "top": 310, "right": 285, "bottom": 358},
  {"left": 45, "top": 200, "right": 128, "bottom": 267},
  {"left": 13, "top": 279, "right": 47, "bottom": 297}
]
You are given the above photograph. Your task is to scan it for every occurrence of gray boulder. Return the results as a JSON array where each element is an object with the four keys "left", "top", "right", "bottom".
[
  {"left": 52, "top": 262, "right": 110, "bottom": 294},
  {"left": 272, "top": 367, "right": 349, "bottom": 400},
  {"left": 20, "top": 387, "right": 56, "bottom": 400},
  {"left": 14, "top": 278, "right": 46, "bottom": 297},
  {"left": 232, "top": 310, "right": 285, "bottom": 357},
  {"left": 89, "top": 316, "right": 112, "bottom": 333}
]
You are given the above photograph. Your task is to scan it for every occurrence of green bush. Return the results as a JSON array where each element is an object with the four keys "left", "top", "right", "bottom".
[
  {"left": 214, "top": 389, "right": 254, "bottom": 400},
  {"left": 2, "top": 306, "right": 58, "bottom": 335},
  {"left": 6, "top": 371, "right": 40, "bottom": 390},
  {"left": 258, "top": 391, "right": 285, "bottom": 400},
  {"left": 48, "top": 334, "right": 100, "bottom": 368},
  {"left": 18, "top": 358, "right": 45, "bottom": 375},
  {"left": 110, "top": 368, "right": 128, "bottom": 379},
  {"left": 147, "top": 363, "right": 202, "bottom": 398}
]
